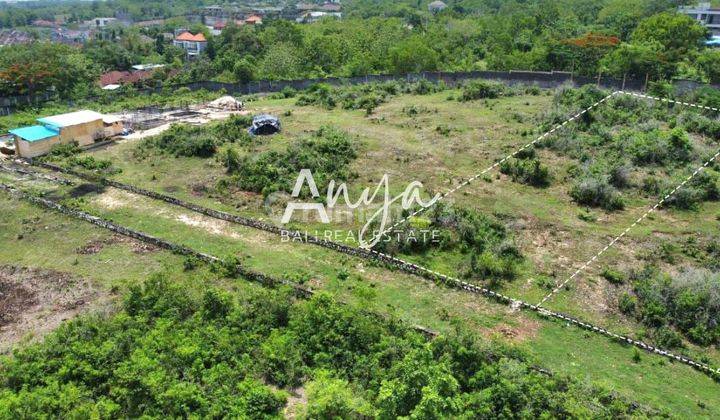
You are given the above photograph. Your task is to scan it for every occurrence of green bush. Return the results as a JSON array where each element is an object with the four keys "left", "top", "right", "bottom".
[
  {"left": 628, "top": 267, "right": 720, "bottom": 347},
  {"left": 499, "top": 157, "right": 551, "bottom": 187},
  {"left": 459, "top": 80, "right": 507, "bottom": 101},
  {"left": 232, "top": 126, "right": 357, "bottom": 196},
  {"left": 601, "top": 268, "right": 626, "bottom": 285},
  {"left": 570, "top": 177, "right": 625, "bottom": 211},
  {"left": 140, "top": 123, "right": 218, "bottom": 158},
  {"left": 0, "top": 275, "right": 655, "bottom": 418},
  {"left": 626, "top": 128, "right": 693, "bottom": 166}
]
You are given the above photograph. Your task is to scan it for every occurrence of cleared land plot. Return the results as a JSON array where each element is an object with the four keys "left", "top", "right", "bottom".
[
  {"left": 2, "top": 166, "right": 720, "bottom": 416},
  {"left": 84, "top": 88, "right": 720, "bottom": 362}
]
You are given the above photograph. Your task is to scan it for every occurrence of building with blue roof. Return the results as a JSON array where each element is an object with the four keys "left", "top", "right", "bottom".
[
  {"left": 9, "top": 125, "right": 60, "bottom": 142},
  {"left": 7, "top": 109, "right": 123, "bottom": 158}
]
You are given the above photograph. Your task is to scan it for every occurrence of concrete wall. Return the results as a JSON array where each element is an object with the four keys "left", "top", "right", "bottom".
[
  {"left": 14, "top": 135, "right": 60, "bottom": 158},
  {"left": 59, "top": 120, "right": 104, "bottom": 146},
  {"left": 103, "top": 121, "right": 124, "bottom": 137},
  {"left": 3, "top": 70, "right": 719, "bottom": 116}
]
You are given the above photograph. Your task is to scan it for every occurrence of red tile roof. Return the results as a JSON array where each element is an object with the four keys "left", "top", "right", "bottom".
[
  {"left": 175, "top": 32, "right": 207, "bottom": 42},
  {"left": 99, "top": 70, "right": 155, "bottom": 87},
  {"left": 245, "top": 15, "right": 263, "bottom": 24}
]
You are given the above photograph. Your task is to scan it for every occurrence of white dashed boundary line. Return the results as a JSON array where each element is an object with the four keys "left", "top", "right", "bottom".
[
  {"left": 538, "top": 91, "right": 720, "bottom": 306},
  {"left": 362, "top": 90, "right": 720, "bottom": 376},
  {"left": 363, "top": 92, "right": 620, "bottom": 249},
  {"left": 364, "top": 246, "right": 720, "bottom": 376}
]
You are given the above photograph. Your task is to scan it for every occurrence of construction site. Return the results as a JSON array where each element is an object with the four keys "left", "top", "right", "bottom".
[{"left": 1, "top": 96, "right": 246, "bottom": 158}]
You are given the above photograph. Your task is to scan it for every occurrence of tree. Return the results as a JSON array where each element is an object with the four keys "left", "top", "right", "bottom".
[
  {"left": 0, "top": 42, "right": 96, "bottom": 97},
  {"left": 258, "top": 42, "right": 303, "bottom": 80},
  {"left": 389, "top": 36, "right": 439, "bottom": 74},
  {"left": 695, "top": 49, "right": 720, "bottom": 84},
  {"left": 300, "top": 371, "right": 374, "bottom": 419},
  {"left": 599, "top": 41, "right": 664, "bottom": 79},
  {"left": 632, "top": 13, "right": 708, "bottom": 64},
  {"left": 233, "top": 58, "right": 255, "bottom": 84}
]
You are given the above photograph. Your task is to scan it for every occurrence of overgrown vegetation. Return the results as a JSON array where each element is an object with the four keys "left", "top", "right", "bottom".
[
  {"left": 135, "top": 115, "right": 253, "bottom": 159},
  {"left": 295, "top": 80, "right": 445, "bottom": 114},
  {"left": 0, "top": 275, "right": 655, "bottom": 418},
  {"left": 225, "top": 126, "right": 357, "bottom": 197},
  {"left": 38, "top": 142, "right": 117, "bottom": 174},
  {"left": 539, "top": 85, "right": 720, "bottom": 212},
  {"left": 499, "top": 147, "right": 552, "bottom": 187},
  {"left": 376, "top": 203, "right": 523, "bottom": 285},
  {"left": 621, "top": 266, "right": 720, "bottom": 348}
]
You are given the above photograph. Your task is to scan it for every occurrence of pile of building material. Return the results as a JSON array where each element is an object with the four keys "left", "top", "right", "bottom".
[{"left": 208, "top": 96, "right": 244, "bottom": 111}]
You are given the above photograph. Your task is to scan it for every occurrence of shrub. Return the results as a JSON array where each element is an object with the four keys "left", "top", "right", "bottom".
[
  {"left": 678, "top": 112, "right": 720, "bottom": 138},
  {"left": 608, "top": 164, "right": 632, "bottom": 189},
  {"left": 69, "top": 155, "right": 112, "bottom": 171},
  {"left": 47, "top": 141, "right": 81, "bottom": 158},
  {"left": 570, "top": 177, "right": 625, "bottom": 210},
  {"left": 218, "top": 146, "right": 241, "bottom": 173},
  {"left": 459, "top": 80, "right": 507, "bottom": 101},
  {"left": 601, "top": 268, "right": 626, "bottom": 285},
  {"left": 140, "top": 123, "right": 218, "bottom": 158},
  {"left": 499, "top": 157, "right": 551, "bottom": 187},
  {"left": 0, "top": 276, "right": 655, "bottom": 418},
  {"left": 627, "top": 128, "right": 693, "bottom": 166},
  {"left": 630, "top": 268, "right": 720, "bottom": 346},
  {"left": 232, "top": 126, "right": 357, "bottom": 196},
  {"left": 663, "top": 187, "right": 703, "bottom": 210},
  {"left": 618, "top": 293, "right": 637, "bottom": 315},
  {"left": 553, "top": 84, "right": 607, "bottom": 109}
]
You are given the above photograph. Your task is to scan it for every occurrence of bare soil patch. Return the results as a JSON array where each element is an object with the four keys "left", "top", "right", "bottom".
[
  {"left": 484, "top": 318, "right": 540, "bottom": 343},
  {"left": 0, "top": 265, "right": 110, "bottom": 351},
  {"left": 76, "top": 234, "right": 159, "bottom": 255}
]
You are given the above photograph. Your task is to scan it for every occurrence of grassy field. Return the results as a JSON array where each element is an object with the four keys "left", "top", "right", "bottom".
[{"left": 2, "top": 83, "right": 720, "bottom": 416}]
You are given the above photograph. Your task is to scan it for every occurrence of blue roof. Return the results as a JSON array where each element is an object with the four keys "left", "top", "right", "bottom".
[
  {"left": 706, "top": 36, "right": 720, "bottom": 46},
  {"left": 9, "top": 125, "right": 59, "bottom": 142}
]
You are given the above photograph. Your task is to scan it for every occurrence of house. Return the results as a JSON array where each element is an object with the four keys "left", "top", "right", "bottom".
[
  {"left": 8, "top": 110, "right": 123, "bottom": 158},
  {"left": 31, "top": 19, "right": 57, "bottom": 28},
  {"left": 173, "top": 32, "right": 207, "bottom": 57},
  {"left": 296, "top": 3, "right": 316, "bottom": 12},
  {"left": 52, "top": 28, "right": 92, "bottom": 45},
  {"left": 296, "top": 11, "right": 341, "bottom": 23},
  {"left": 680, "top": 3, "right": 720, "bottom": 35},
  {"left": 131, "top": 64, "right": 165, "bottom": 71},
  {"left": 99, "top": 70, "right": 155, "bottom": 87},
  {"left": 135, "top": 19, "right": 165, "bottom": 28},
  {"left": 83, "top": 17, "right": 118, "bottom": 29},
  {"left": 245, "top": 15, "right": 263, "bottom": 25},
  {"left": 0, "top": 30, "right": 32, "bottom": 47},
  {"left": 321, "top": 2, "right": 342, "bottom": 12}
]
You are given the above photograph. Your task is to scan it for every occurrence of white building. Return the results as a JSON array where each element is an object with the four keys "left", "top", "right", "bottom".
[{"left": 679, "top": 3, "right": 720, "bottom": 35}]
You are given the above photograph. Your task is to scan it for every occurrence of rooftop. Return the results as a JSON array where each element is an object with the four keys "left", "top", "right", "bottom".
[
  {"left": 9, "top": 125, "right": 59, "bottom": 142},
  {"left": 37, "top": 110, "right": 104, "bottom": 128},
  {"left": 175, "top": 32, "right": 207, "bottom": 42}
]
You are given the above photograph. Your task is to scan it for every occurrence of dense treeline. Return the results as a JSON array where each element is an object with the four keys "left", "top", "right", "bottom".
[
  {"left": 0, "top": 274, "right": 656, "bottom": 417},
  {"left": 1, "top": 0, "right": 719, "bottom": 99}
]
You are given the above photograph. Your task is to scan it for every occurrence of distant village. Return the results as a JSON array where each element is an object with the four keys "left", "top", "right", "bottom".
[
  {"left": 0, "top": 1, "right": 343, "bottom": 49},
  {"left": 0, "top": 1, "right": 344, "bottom": 92}
]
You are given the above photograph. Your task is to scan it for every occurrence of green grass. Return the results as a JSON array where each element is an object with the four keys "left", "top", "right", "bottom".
[
  {"left": 3, "top": 187, "right": 720, "bottom": 417},
  {"left": 3, "top": 85, "right": 720, "bottom": 415}
]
